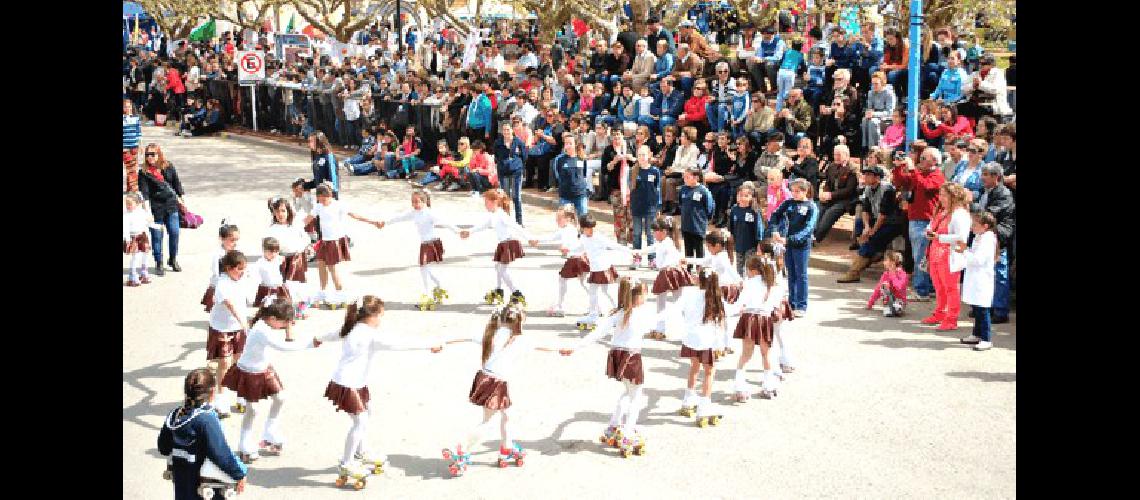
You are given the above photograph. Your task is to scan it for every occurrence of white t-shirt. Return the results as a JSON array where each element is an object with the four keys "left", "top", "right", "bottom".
[
  {"left": 254, "top": 255, "right": 285, "bottom": 288},
  {"left": 235, "top": 320, "right": 313, "bottom": 373},
  {"left": 469, "top": 208, "right": 531, "bottom": 243},
  {"left": 688, "top": 251, "right": 743, "bottom": 285},
  {"left": 123, "top": 208, "right": 150, "bottom": 240},
  {"left": 384, "top": 207, "right": 459, "bottom": 243},
  {"left": 206, "top": 246, "right": 226, "bottom": 287},
  {"left": 578, "top": 305, "right": 658, "bottom": 351},
  {"left": 540, "top": 226, "right": 582, "bottom": 255},
  {"left": 321, "top": 323, "right": 439, "bottom": 389},
  {"left": 473, "top": 327, "right": 536, "bottom": 383},
  {"left": 727, "top": 275, "right": 780, "bottom": 316},
  {"left": 312, "top": 200, "right": 350, "bottom": 241},
  {"left": 645, "top": 237, "right": 682, "bottom": 268},
  {"left": 678, "top": 287, "right": 729, "bottom": 351},
  {"left": 210, "top": 275, "right": 251, "bottom": 332},
  {"left": 580, "top": 234, "right": 628, "bottom": 272},
  {"left": 266, "top": 223, "right": 309, "bottom": 255}
]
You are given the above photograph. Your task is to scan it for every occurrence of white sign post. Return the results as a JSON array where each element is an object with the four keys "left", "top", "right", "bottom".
[{"left": 237, "top": 50, "right": 266, "bottom": 130}]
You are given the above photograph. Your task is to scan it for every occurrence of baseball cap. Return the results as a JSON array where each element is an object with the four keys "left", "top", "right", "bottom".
[
  {"left": 679, "top": 20, "right": 694, "bottom": 28},
  {"left": 861, "top": 165, "right": 885, "bottom": 176}
]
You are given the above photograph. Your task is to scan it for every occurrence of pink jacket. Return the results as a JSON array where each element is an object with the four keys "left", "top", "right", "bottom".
[
  {"left": 765, "top": 180, "right": 792, "bottom": 222},
  {"left": 867, "top": 268, "right": 909, "bottom": 308},
  {"left": 880, "top": 123, "right": 905, "bottom": 150}
]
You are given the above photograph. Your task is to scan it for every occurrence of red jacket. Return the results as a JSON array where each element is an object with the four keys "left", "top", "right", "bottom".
[
  {"left": 920, "top": 116, "right": 973, "bottom": 140},
  {"left": 166, "top": 68, "right": 186, "bottom": 94},
  {"left": 891, "top": 165, "right": 945, "bottom": 221},
  {"left": 683, "top": 96, "right": 709, "bottom": 123}
]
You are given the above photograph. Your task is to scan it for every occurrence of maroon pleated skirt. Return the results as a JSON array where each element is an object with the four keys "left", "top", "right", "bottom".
[
  {"left": 222, "top": 365, "right": 283, "bottom": 403},
  {"left": 559, "top": 256, "right": 591, "bottom": 279},
  {"left": 280, "top": 253, "right": 307, "bottom": 283},
  {"left": 123, "top": 232, "right": 150, "bottom": 253},
  {"left": 721, "top": 283, "right": 743, "bottom": 304},
  {"left": 468, "top": 371, "right": 511, "bottom": 410},
  {"left": 587, "top": 266, "right": 619, "bottom": 285},
  {"left": 200, "top": 285, "right": 215, "bottom": 312},
  {"left": 605, "top": 349, "right": 645, "bottom": 385},
  {"left": 206, "top": 327, "right": 247, "bottom": 360},
  {"left": 492, "top": 239, "right": 525, "bottom": 264},
  {"left": 324, "top": 381, "right": 370, "bottom": 415},
  {"left": 679, "top": 345, "right": 717, "bottom": 365},
  {"left": 316, "top": 237, "right": 351, "bottom": 266},
  {"left": 419, "top": 239, "right": 444, "bottom": 266},
  {"left": 652, "top": 266, "right": 695, "bottom": 294},
  {"left": 733, "top": 312, "right": 775, "bottom": 346},
  {"left": 254, "top": 284, "right": 292, "bottom": 306}
]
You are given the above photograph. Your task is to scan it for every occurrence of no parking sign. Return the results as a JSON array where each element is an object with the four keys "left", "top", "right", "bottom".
[{"left": 237, "top": 50, "right": 265, "bottom": 83}]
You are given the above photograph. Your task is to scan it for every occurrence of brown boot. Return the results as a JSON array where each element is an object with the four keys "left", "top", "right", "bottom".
[{"left": 837, "top": 256, "right": 872, "bottom": 283}]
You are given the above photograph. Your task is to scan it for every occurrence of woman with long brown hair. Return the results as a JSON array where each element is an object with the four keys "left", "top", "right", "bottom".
[
  {"left": 137, "top": 143, "right": 186, "bottom": 275},
  {"left": 923, "top": 183, "right": 973, "bottom": 331}
]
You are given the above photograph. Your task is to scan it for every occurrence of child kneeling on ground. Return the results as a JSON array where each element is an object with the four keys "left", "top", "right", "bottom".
[{"left": 866, "top": 250, "right": 908, "bottom": 317}]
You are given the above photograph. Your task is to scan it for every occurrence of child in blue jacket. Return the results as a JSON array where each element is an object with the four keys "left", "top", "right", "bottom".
[
  {"left": 629, "top": 144, "right": 662, "bottom": 269},
  {"left": 728, "top": 181, "right": 764, "bottom": 276},
  {"left": 729, "top": 78, "right": 751, "bottom": 137},
  {"left": 803, "top": 49, "right": 828, "bottom": 110},
  {"left": 159, "top": 368, "right": 248, "bottom": 500},
  {"left": 679, "top": 166, "right": 715, "bottom": 264},
  {"left": 765, "top": 178, "right": 818, "bottom": 316}
]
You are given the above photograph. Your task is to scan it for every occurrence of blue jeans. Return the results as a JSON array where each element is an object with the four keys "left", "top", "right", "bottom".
[
  {"left": 502, "top": 172, "right": 524, "bottom": 225},
  {"left": 705, "top": 102, "right": 731, "bottom": 132},
  {"left": 785, "top": 244, "right": 810, "bottom": 310},
  {"left": 775, "top": 70, "right": 796, "bottom": 111},
  {"left": 992, "top": 248, "right": 1010, "bottom": 319},
  {"left": 972, "top": 305, "right": 991, "bottom": 341},
  {"left": 419, "top": 171, "right": 442, "bottom": 186},
  {"left": 631, "top": 212, "right": 657, "bottom": 251},
  {"left": 560, "top": 196, "right": 588, "bottom": 217},
  {"left": 908, "top": 220, "right": 934, "bottom": 297},
  {"left": 855, "top": 220, "right": 906, "bottom": 258},
  {"left": 148, "top": 211, "right": 181, "bottom": 263},
  {"left": 349, "top": 160, "right": 377, "bottom": 175},
  {"left": 677, "top": 77, "right": 694, "bottom": 95}
]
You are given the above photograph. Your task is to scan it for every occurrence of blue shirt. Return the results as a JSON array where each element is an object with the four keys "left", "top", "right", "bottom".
[
  {"left": 630, "top": 166, "right": 662, "bottom": 216},
  {"left": 654, "top": 52, "right": 675, "bottom": 78},
  {"left": 679, "top": 184, "right": 715, "bottom": 234},
  {"left": 779, "top": 49, "right": 804, "bottom": 72},
  {"left": 806, "top": 64, "right": 827, "bottom": 86},
  {"left": 728, "top": 205, "right": 764, "bottom": 254},
  {"left": 930, "top": 67, "right": 969, "bottom": 103},
  {"left": 123, "top": 114, "right": 141, "bottom": 150},
  {"left": 829, "top": 42, "right": 858, "bottom": 69},
  {"left": 765, "top": 199, "right": 818, "bottom": 248},
  {"left": 555, "top": 155, "right": 590, "bottom": 199}
]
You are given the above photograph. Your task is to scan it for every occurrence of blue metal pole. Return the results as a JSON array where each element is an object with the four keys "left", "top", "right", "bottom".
[{"left": 906, "top": 0, "right": 922, "bottom": 150}]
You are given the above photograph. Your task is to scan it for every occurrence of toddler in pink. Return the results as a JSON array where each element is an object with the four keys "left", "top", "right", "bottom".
[{"left": 866, "top": 251, "right": 908, "bottom": 317}]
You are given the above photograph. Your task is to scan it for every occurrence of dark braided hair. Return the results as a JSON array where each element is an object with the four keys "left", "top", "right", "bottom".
[{"left": 178, "top": 368, "right": 216, "bottom": 417}]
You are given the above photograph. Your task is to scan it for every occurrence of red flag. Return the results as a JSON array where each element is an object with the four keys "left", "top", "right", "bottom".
[{"left": 572, "top": 18, "right": 589, "bottom": 37}]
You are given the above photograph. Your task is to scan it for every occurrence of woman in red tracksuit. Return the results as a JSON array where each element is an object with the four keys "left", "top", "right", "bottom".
[
  {"left": 165, "top": 62, "right": 187, "bottom": 121},
  {"left": 923, "top": 183, "right": 973, "bottom": 330}
]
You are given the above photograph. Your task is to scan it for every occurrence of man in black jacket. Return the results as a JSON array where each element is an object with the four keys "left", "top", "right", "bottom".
[
  {"left": 972, "top": 163, "right": 1015, "bottom": 323},
  {"left": 645, "top": 16, "right": 675, "bottom": 56},
  {"left": 839, "top": 165, "right": 906, "bottom": 282}
]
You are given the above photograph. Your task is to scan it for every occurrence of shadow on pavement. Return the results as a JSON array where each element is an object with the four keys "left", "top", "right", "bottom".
[
  {"left": 123, "top": 341, "right": 207, "bottom": 432},
  {"left": 243, "top": 466, "right": 335, "bottom": 490},
  {"left": 945, "top": 371, "right": 1016, "bottom": 383}
]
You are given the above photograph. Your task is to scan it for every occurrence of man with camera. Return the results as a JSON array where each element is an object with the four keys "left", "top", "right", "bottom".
[{"left": 891, "top": 148, "right": 946, "bottom": 301}]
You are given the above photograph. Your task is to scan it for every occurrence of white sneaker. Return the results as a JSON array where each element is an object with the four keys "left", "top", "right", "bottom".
[
  {"left": 960, "top": 335, "right": 981, "bottom": 344},
  {"left": 973, "top": 341, "right": 993, "bottom": 351}
]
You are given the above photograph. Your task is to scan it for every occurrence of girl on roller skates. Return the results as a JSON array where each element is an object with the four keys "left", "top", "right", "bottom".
[
  {"left": 208, "top": 250, "right": 254, "bottom": 418},
  {"left": 537, "top": 205, "right": 588, "bottom": 317},
  {"left": 123, "top": 192, "right": 155, "bottom": 286},
  {"left": 201, "top": 222, "right": 240, "bottom": 312},
  {"left": 760, "top": 240, "right": 797, "bottom": 386},
  {"left": 252, "top": 237, "right": 291, "bottom": 309},
  {"left": 575, "top": 214, "right": 631, "bottom": 330},
  {"left": 316, "top": 295, "right": 444, "bottom": 486},
  {"left": 644, "top": 216, "right": 695, "bottom": 340},
  {"left": 222, "top": 296, "right": 320, "bottom": 463},
  {"left": 442, "top": 304, "right": 568, "bottom": 476},
  {"left": 459, "top": 189, "right": 539, "bottom": 307},
  {"left": 562, "top": 278, "right": 661, "bottom": 457},
  {"left": 681, "top": 229, "right": 744, "bottom": 354},
  {"left": 724, "top": 254, "right": 784, "bottom": 402},
  {"left": 676, "top": 269, "right": 729, "bottom": 427},
  {"left": 159, "top": 368, "right": 248, "bottom": 500},
  {"left": 375, "top": 189, "right": 462, "bottom": 310},
  {"left": 301, "top": 184, "right": 384, "bottom": 308},
  {"left": 267, "top": 196, "right": 313, "bottom": 319}
]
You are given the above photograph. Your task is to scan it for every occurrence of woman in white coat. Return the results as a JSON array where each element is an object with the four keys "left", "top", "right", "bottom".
[
  {"left": 962, "top": 54, "right": 1013, "bottom": 122},
  {"left": 922, "top": 183, "right": 973, "bottom": 330},
  {"left": 955, "top": 211, "right": 998, "bottom": 351}
]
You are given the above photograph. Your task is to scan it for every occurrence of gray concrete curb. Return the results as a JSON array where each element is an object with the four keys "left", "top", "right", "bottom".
[{"left": 219, "top": 129, "right": 855, "bottom": 274}]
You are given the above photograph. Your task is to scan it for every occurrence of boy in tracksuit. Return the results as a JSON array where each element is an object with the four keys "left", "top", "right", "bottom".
[
  {"left": 158, "top": 374, "right": 248, "bottom": 499},
  {"left": 629, "top": 146, "right": 662, "bottom": 269},
  {"left": 803, "top": 49, "right": 828, "bottom": 110},
  {"left": 765, "top": 179, "right": 818, "bottom": 315},
  {"left": 679, "top": 166, "right": 716, "bottom": 265},
  {"left": 554, "top": 133, "right": 591, "bottom": 216}
]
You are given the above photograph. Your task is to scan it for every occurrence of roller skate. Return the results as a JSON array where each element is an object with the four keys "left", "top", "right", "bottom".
[
  {"left": 647, "top": 256, "right": 657, "bottom": 271},
  {"left": 231, "top": 400, "right": 248, "bottom": 415},
  {"left": 758, "top": 368, "right": 782, "bottom": 399},
  {"left": 575, "top": 313, "right": 598, "bottom": 332},
  {"left": 417, "top": 293, "right": 438, "bottom": 311},
  {"left": 259, "top": 440, "right": 283, "bottom": 456},
  {"left": 677, "top": 389, "right": 698, "bottom": 417},
  {"left": 732, "top": 371, "right": 752, "bottom": 403},
  {"left": 695, "top": 398, "right": 723, "bottom": 428},
  {"left": 162, "top": 459, "right": 173, "bottom": 480},
  {"left": 334, "top": 461, "right": 369, "bottom": 490},
  {"left": 238, "top": 451, "right": 260, "bottom": 464},
  {"left": 484, "top": 288, "right": 505, "bottom": 305},
  {"left": 599, "top": 425, "right": 622, "bottom": 448},
  {"left": 354, "top": 452, "right": 388, "bottom": 475},
  {"left": 432, "top": 286, "right": 449, "bottom": 304},
  {"left": 546, "top": 305, "right": 565, "bottom": 317},
  {"left": 294, "top": 301, "right": 309, "bottom": 320},
  {"left": 442, "top": 445, "right": 472, "bottom": 477},
  {"left": 617, "top": 430, "right": 646, "bottom": 458},
  {"left": 629, "top": 253, "right": 642, "bottom": 270},
  {"left": 199, "top": 455, "right": 243, "bottom": 498},
  {"left": 509, "top": 290, "right": 527, "bottom": 307},
  {"left": 497, "top": 443, "right": 525, "bottom": 468}
]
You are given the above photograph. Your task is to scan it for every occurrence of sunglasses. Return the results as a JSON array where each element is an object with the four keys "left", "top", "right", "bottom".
[
  {"left": 145, "top": 152, "right": 157, "bottom": 157},
  {"left": 717, "top": 70, "right": 729, "bottom": 74},
  {"left": 968, "top": 149, "right": 982, "bottom": 153}
]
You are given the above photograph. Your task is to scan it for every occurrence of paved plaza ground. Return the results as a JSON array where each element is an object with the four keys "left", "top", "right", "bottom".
[{"left": 123, "top": 125, "right": 1016, "bottom": 498}]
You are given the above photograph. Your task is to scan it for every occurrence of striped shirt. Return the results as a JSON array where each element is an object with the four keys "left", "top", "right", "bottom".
[{"left": 123, "top": 114, "right": 142, "bottom": 150}]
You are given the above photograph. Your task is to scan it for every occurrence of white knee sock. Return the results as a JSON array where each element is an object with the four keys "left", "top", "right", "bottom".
[
  {"left": 601, "top": 284, "right": 615, "bottom": 308},
  {"left": 556, "top": 278, "right": 568, "bottom": 309},
  {"left": 342, "top": 411, "right": 368, "bottom": 466},
  {"left": 261, "top": 394, "right": 285, "bottom": 445},
  {"left": 464, "top": 413, "right": 495, "bottom": 452},
  {"left": 496, "top": 264, "right": 515, "bottom": 293},
  {"left": 420, "top": 265, "right": 441, "bottom": 294},
  {"left": 775, "top": 321, "right": 794, "bottom": 367},
  {"left": 239, "top": 403, "right": 258, "bottom": 454},
  {"left": 499, "top": 410, "right": 513, "bottom": 450},
  {"left": 588, "top": 284, "right": 601, "bottom": 315},
  {"left": 622, "top": 383, "right": 645, "bottom": 433}
]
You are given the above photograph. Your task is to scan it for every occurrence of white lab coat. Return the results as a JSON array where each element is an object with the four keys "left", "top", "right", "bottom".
[
  {"left": 973, "top": 67, "right": 1012, "bottom": 116},
  {"left": 959, "top": 231, "right": 996, "bottom": 307},
  {"left": 936, "top": 208, "right": 972, "bottom": 273}
]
